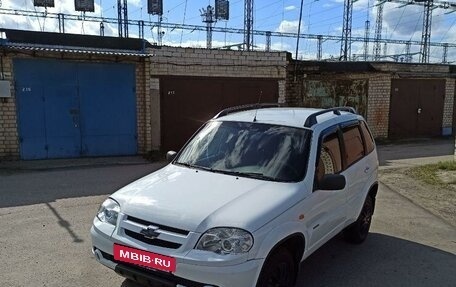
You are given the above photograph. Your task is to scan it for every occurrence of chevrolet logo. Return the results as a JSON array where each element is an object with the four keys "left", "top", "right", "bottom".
[{"left": 140, "top": 225, "right": 160, "bottom": 240}]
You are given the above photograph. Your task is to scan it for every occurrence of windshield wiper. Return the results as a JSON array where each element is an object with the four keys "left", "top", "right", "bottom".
[
  {"left": 174, "top": 162, "right": 215, "bottom": 172},
  {"left": 215, "top": 170, "right": 277, "bottom": 181},
  {"left": 174, "top": 162, "right": 198, "bottom": 169},
  {"left": 175, "top": 163, "right": 278, "bottom": 181}
]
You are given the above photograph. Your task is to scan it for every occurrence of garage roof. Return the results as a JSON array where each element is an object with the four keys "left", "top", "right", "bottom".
[{"left": 0, "top": 28, "right": 152, "bottom": 57}]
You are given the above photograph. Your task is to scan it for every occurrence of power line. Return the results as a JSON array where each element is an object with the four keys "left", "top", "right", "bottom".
[{"left": 0, "top": 7, "right": 454, "bottom": 63}]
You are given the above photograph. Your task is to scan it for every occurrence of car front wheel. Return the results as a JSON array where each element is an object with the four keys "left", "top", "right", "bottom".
[{"left": 256, "top": 247, "right": 297, "bottom": 287}]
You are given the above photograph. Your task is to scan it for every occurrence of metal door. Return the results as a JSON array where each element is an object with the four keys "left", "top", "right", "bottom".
[
  {"left": 44, "top": 85, "right": 81, "bottom": 158},
  {"left": 389, "top": 79, "right": 445, "bottom": 138},
  {"left": 161, "top": 76, "right": 278, "bottom": 152},
  {"left": 78, "top": 62, "right": 137, "bottom": 156},
  {"left": 16, "top": 85, "right": 47, "bottom": 160},
  {"left": 14, "top": 59, "right": 136, "bottom": 159},
  {"left": 15, "top": 59, "right": 81, "bottom": 159}
]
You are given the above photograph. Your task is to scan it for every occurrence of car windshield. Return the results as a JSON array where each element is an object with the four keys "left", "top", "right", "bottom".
[{"left": 175, "top": 121, "right": 311, "bottom": 182}]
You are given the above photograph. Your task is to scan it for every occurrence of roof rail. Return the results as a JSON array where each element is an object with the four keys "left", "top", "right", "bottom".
[
  {"left": 304, "top": 107, "right": 357, "bottom": 128},
  {"left": 213, "top": 103, "right": 282, "bottom": 119}
]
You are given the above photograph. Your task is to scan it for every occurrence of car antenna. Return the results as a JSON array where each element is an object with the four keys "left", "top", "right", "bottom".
[{"left": 253, "top": 91, "right": 262, "bottom": 122}]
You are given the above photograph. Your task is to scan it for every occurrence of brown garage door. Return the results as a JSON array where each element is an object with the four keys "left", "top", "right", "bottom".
[
  {"left": 389, "top": 79, "right": 445, "bottom": 138},
  {"left": 161, "top": 77, "right": 279, "bottom": 151}
]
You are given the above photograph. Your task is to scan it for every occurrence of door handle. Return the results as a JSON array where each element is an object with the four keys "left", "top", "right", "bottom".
[{"left": 364, "top": 167, "right": 370, "bottom": 173}]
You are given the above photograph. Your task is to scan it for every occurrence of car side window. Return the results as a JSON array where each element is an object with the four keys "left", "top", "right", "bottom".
[
  {"left": 342, "top": 124, "right": 365, "bottom": 167},
  {"left": 360, "top": 121, "right": 375, "bottom": 154},
  {"left": 316, "top": 132, "right": 343, "bottom": 183}
]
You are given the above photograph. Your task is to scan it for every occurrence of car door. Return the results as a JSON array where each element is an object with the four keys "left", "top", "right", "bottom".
[
  {"left": 305, "top": 126, "right": 348, "bottom": 251},
  {"left": 344, "top": 121, "right": 377, "bottom": 220}
]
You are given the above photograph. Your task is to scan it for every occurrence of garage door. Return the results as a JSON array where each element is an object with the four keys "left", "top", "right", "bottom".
[
  {"left": 389, "top": 79, "right": 445, "bottom": 138},
  {"left": 15, "top": 59, "right": 137, "bottom": 160},
  {"left": 161, "top": 77, "right": 278, "bottom": 152}
]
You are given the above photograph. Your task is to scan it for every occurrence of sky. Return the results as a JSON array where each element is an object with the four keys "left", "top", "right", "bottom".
[{"left": 0, "top": 0, "right": 455, "bottom": 63}]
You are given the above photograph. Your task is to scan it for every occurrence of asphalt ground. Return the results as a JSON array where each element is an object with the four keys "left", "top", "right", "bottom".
[{"left": 1, "top": 139, "right": 455, "bottom": 287}]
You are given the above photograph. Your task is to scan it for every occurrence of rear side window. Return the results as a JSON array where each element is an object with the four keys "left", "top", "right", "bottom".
[
  {"left": 360, "top": 121, "right": 375, "bottom": 154},
  {"left": 342, "top": 125, "right": 364, "bottom": 167},
  {"left": 316, "top": 132, "right": 343, "bottom": 182}
]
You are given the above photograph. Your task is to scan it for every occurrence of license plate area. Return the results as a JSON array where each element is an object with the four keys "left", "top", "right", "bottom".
[{"left": 114, "top": 244, "right": 176, "bottom": 273}]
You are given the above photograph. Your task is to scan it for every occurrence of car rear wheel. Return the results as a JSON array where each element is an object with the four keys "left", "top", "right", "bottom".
[
  {"left": 256, "top": 247, "right": 297, "bottom": 287},
  {"left": 344, "top": 195, "right": 374, "bottom": 244}
]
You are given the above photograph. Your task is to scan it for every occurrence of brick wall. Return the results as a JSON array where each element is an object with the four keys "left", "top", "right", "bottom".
[
  {"left": 443, "top": 78, "right": 455, "bottom": 136},
  {"left": 366, "top": 74, "right": 391, "bottom": 138},
  {"left": 0, "top": 50, "right": 148, "bottom": 159},
  {"left": 150, "top": 78, "right": 160, "bottom": 151},
  {"left": 149, "top": 47, "right": 288, "bottom": 79},
  {"left": 135, "top": 58, "right": 148, "bottom": 154},
  {"left": 0, "top": 55, "right": 18, "bottom": 158}
]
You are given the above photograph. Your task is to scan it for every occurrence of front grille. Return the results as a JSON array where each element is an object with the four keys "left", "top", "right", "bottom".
[
  {"left": 127, "top": 216, "right": 189, "bottom": 236},
  {"left": 124, "top": 230, "right": 182, "bottom": 249},
  {"left": 121, "top": 215, "right": 189, "bottom": 250}
]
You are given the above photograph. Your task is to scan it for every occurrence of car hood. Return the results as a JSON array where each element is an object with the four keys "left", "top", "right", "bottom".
[{"left": 111, "top": 164, "right": 304, "bottom": 233}]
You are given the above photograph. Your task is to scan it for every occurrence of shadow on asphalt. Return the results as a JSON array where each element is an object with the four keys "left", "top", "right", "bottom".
[
  {"left": 119, "top": 233, "right": 456, "bottom": 287},
  {"left": 0, "top": 163, "right": 165, "bottom": 208},
  {"left": 377, "top": 138, "right": 454, "bottom": 166},
  {"left": 45, "top": 202, "right": 84, "bottom": 243},
  {"left": 297, "top": 233, "right": 456, "bottom": 287}
]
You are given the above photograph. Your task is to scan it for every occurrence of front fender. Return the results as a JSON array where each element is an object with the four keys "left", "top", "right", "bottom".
[{"left": 249, "top": 221, "right": 307, "bottom": 262}]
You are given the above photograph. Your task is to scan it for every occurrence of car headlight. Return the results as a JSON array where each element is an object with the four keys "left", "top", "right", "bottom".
[
  {"left": 97, "top": 198, "right": 120, "bottom": 225},
  {"left": 196, "top": 227, "right": 253, "bottom": 255}
]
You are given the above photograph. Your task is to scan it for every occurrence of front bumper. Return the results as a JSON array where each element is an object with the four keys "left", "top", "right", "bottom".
[{"left": 91, "top": 226, "right": 263, "bottom": 287}]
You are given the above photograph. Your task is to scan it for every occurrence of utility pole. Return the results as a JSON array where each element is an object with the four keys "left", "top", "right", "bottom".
[
  {"left": 139, "top": 20, "right": 145, "bottom": 40},
  {"left": 58, "top": 13, "right": 65, "bottom": 33},
  {"left": 244, "top": 0, "right": 254, "bottom": 50},
  {"left": 405, "top": 41, "right": 411, "bottom": 62},
  {"left": 100, "top": 22, "right": 105, "bottom": 36},
  {"left": 340, "top": 0, "right": 354, "bottom": 61},
  {"left": 201, "top": 5, "right": 216, "bottom": 49},
  {"left": 373, "top": 1, "right": 384, "bottom": 61},
  {"left": 265, "top": 31, "right": 271, "bottom": 52},
  {"left": 117, "top": 0, "right": 123, "bottom": 37},
  {"left": 442, "top": 43, "right": 448, "bottom": 63},
  {"left": 317, "top": 35, "right": 323, "bottom": 61},
  {"left": 123, "top": 0, "right": 129, "bottom": 38},
  {"left": 364, "top": 20, "right": 370, "bottom": 61},
  {"left": 420, "top": 0, "right": 433, "bottom": 63}
]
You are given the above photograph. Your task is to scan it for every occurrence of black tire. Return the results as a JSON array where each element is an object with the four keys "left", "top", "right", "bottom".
[
  {"left": 256, "top": 247, "right": 297, "bottom": 287},
  {"left": 344, "top": 195, "right": 374, "bottom": 244}
]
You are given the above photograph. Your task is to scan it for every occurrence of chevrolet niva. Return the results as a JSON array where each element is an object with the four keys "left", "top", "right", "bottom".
[{"left": 91, "top": 104, "right": 378, "bottom": 287}]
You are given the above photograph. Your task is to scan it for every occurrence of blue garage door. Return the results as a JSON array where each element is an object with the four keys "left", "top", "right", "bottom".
[{"left": 15, "top": 59, "right": 137, "bottom": 160}]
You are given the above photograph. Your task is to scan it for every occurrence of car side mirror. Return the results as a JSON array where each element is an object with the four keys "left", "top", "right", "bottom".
[
  {"left": 319, "top": 174, "right": 346, "bottom": 190},
  {"left": 166, "top": 151, "right": 177, "bottom": 163}
]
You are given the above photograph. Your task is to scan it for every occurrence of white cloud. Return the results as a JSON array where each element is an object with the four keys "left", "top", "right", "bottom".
[
  {"left": 276, "top": 20, "right": 304, "bottom": 34},
  {"left": 0, "top": 0, "right": 115, "bottom": 36},
  {"left": 284, "top": 5, "right": 296, "bottom": 11},
  {"left": 128, "top": 0, "right": 142, "bottom": 8}
]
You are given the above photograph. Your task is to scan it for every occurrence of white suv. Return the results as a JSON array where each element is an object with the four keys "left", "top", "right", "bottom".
[{"left": 91, "top": 105, "right": 378, "bottom": 287}]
